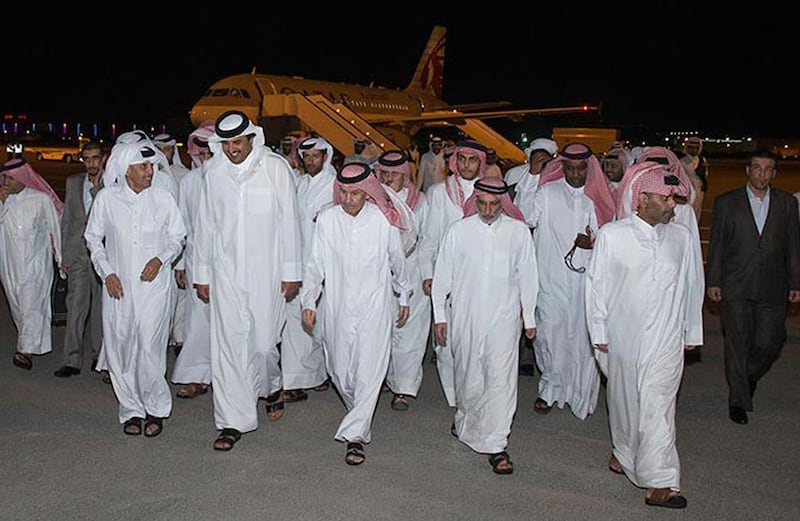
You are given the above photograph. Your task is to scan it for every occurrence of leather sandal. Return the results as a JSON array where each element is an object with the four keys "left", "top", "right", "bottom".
[
  {"left": 176, "top": 383, "right": 209, "bottom": 399},
  {"left": 144, "top": 415, "right": 164, "bottom": 438},
  {"left": 265, "top": 390, "right": 285, "bottom": 421},
  {"left": 13, "top": 352, "right": 32, "bottom": 371}
]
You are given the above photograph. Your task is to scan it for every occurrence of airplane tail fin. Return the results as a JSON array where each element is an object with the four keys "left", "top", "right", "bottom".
[{"left": 405, "top": 26, "right": 446, "bottom": 98}]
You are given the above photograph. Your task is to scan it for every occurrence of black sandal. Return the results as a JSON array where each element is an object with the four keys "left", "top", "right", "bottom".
[
  {"left": 123, "top": 417, "right": 143, "bottom": 436},
  {"left": 213, "top": 428, "right": 242, "bottom": 451},
  {"left": 488, "top": 451, "right": 514, "bottom": 475},
  {"left": 144, "top": 415, "right": 163, "bottom": 438},
  {"left": 265, "top": 390, "right": 285, "bottom": 421},
  {"left": 12, "top": 352, "right": 32, "bottom": 371},
  {"left": 345, "top": 441, "right": 365, "bottom": 466}
]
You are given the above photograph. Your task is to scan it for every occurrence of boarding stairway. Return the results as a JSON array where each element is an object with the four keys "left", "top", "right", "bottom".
[{"left": 261, "top": 94, "right": 401, "bottom": 156}]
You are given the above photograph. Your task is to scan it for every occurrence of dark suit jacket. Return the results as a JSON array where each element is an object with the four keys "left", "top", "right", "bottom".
[
  {"left": 61, "top": 173, "right": 92, "bottom": 268},
  {"left": 706, "top": 186, "right": 800, "bottom": 305}
]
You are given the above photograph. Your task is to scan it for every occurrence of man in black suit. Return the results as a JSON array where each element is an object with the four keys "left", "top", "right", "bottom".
[{"left": 706, "top": 149, "right": 800, "bottom": 425}]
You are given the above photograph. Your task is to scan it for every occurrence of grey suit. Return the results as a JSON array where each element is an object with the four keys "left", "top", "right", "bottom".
[
  {"left": 60, "top": 173, "right": 103, "bottom": 369},
  {"left": 706, "top": 186, "right": 800, "bottom": 410}
]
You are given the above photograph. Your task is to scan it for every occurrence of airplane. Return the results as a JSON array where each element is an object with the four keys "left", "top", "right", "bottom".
[{"left": 188, "top": 26, "right": 599, "bottom": 166}]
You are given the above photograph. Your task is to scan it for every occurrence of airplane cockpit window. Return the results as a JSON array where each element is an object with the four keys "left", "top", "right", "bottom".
[{"left": 209, "top": 88, "right": 252, "bottom": 99}]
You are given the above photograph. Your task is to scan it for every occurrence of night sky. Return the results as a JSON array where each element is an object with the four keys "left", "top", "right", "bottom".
[{"left": 4, "top": 5, "right": 799, "bottom": 139}]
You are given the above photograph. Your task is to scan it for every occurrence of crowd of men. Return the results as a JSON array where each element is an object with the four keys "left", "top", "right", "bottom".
[{"left": 2, "top": 114, "right": 798, "bottom": 510}]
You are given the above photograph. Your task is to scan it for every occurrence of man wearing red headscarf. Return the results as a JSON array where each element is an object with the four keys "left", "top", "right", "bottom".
[
  {"left": 170, "top": 121, "right": 215, "bottom": 399},
  {"left": 375, "top": 150, "right": 429, "bottom": 411},
  {"left": 432, "top": 177, "right": 538, "bottom": 475},
  {"left": 300, "top": 162, "right": 412, "bottom": 466},
  {"left": 418, "top": 140, "right": 488, "bottom": 407},
  {"left": 526, "top": 142, "right": 614, "bottom": 420},
  {"left": 0, "top": 158, "right": 63, "bottom": 371},
  {"left": 586, "top": 164, "right": 703, "bottom": 509}
]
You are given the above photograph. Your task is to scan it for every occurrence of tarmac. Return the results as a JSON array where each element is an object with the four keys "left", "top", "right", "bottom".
[{"left": 2, "top": 283, "right": 799, "bottom": 521}]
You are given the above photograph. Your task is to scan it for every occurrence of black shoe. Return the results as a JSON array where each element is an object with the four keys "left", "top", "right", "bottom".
[
  {"left": 54, "top": 366, "right": 81, "bottom": 378},
  {"left": 729, "top": 406, "right": 748, "bottom": 425},
  {"left": 518, "top": 364, "right": 535, "bottom": 376},
  {"left": 90, "top": 359, "right": 98, "bottom": 372}
]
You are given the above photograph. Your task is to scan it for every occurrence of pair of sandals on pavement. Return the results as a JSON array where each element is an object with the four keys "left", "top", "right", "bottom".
[
  {"left": 213, "top": 390, "right": 286, "bottom": 451},
  {"left": 608, "top": 454, "right": 687, "bottom": 509},
  {"left": 123, "top": 415, "right": 164, "bottom": 437}
]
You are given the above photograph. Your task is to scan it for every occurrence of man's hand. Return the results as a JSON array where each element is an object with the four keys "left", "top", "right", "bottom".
[
  {"left": 140, "top": 257, "right": 162, "bottom": 282},
  {"left": 789, "top": 290, "right": 800, "bottom": 304},
  {"left": 575, "top": 225, "right": 594, "bottom": 249},
  {"left": 175, "top": 269, "right": 186, "bottom": 289},
  {"left": 0, "top": 186, "right": 9, "bottom": 203},
  {"left": 524, "top": 327, "right": 537, "bottom": 340},
  {"left": 422, "top": 278, "right": 432, "bottom": 296},
  {"left": 434, "top": 322, "right": 447, "bottom": 346},
  {"left": 707, "top": 286, "right": 722, "bottom": 302},
  {"left": 685, "top": 345, "right": 699, "bottom": 351},
  {"left": 594, "top": 343, "right": 608, "bottom": 353},
  {"left": 196, "top": 284, "right": 210, "bottom": 303},
  {"left": 302, "top": 309, "right": 316, "bottom": 335},
  {"left": 61, "top": 265, "right": 71, "bottom": 275},
  {"left": 282, "top": 281, "right": 301, "bottom": 302},
  {"left": 396, "top": 305, "right": 409, "bottom": 328},
  {"left": 105, "top": 274, "right": 123, "bottom": 299}
]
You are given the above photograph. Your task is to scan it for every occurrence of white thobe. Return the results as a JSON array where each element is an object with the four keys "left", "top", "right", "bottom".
[
  {"left": 417, "top": 175, "right": 477, "bottom": 407},
  {"left": 301, "top": 203, "right": 411, "bottom": 443},
  {"left": 529, "top": 179, "right": 600, "bottom": 420},
  {"left": 585, "top": 215, "right": 704, "bottom": 492},
  {"left": 0, "top": 188, "right": 61, "bottom": 355},
  {"left": 193, "top": 147, "right": 302, "bottom": 433},
  {"left": 416, "top": 150, "right": 446, "bottom": 192},
  {"left": 171, "top": 166, "right": 211, "bottom": 385},
  {"left": 432, "top": 214, "right": 538, "bottom": 454},
  {"left": 280, "top": 167, "right": 335, "bottom": 390},
  {"left": 512, "top": 171, "right": 540, "bottom": 222},
  {"left": 385, "top": 189, "right": 431, "bottom": 397},
  {"left": 84, "top": 183, "right": 185, "bottom": 423}
]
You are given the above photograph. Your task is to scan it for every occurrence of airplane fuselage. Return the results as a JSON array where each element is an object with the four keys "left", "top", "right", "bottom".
[{"left": 189, "top": 73, "right": 447, "bottom": 129}]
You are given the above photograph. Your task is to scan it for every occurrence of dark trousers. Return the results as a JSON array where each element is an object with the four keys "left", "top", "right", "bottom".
[{"left": 720, "top": 299, "right": 787, "bottom": 410}]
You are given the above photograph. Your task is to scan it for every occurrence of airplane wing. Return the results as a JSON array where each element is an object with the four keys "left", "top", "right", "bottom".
[{"left": 366, "top": 105, "right": 601, "bottom": 125}]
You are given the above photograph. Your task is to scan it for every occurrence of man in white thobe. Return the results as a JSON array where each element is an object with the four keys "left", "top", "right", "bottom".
[
  {"left": 415, "top": 136, "right": 446, "bottom": 193},
  {"left": 301, "top": 162, "right": 411, "bottom": 466},
  {"left": 153, "top": 132, "right": 192, "bottom": 354},
  {"left": 193, "top": 111, "right": 302, "bottom": 451},
  {"left": 432, "top": 177, "right": 538, "bottom": 475},
  {"left": 171, "top": 121, "right": 215, "bottom": 399},
  {"left": 0, "top": 159, "right": 62, "bottom": 371},
  {"left": 375, "top": 150, "right": 430, "bottom": 411},
  {"left": 279, "top": 136, "right": 336, "bottom": 403},
  {"left": 504, "top": 137, "right": 557, "bottom": 376},
  {"left": 418, "top": 140, "right": 488, "bottom": 407},
  {"left": 84, "top": 142, "right": 186, "bottom": 437},
  {"left": 527, "top": 142, "right": 615, "bottom": 420},
  {"left": 586, "top": 164, "right": 703, "bottom": 509}
]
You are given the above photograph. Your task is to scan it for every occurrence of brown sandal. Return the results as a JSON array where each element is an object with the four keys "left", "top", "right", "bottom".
[
  {"left": 608, "top": 454, "right": 624, "bottom": 474},
  {"left": 177, "top": 383, "right": 209, "bottom": 399}
]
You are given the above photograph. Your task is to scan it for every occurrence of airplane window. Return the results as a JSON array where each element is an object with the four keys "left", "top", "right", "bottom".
[{"left": 211, "top": 89, "right": 230, "bottom": 97}]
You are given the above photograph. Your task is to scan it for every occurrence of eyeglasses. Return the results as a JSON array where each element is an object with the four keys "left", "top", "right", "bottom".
[{"left": 563, "top": 243, "right": 586, "bottom": 273}]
